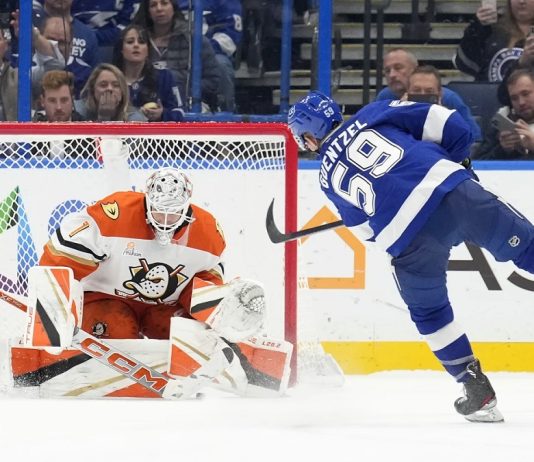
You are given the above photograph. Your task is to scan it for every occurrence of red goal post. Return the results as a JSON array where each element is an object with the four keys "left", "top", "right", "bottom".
[{"left": 0, "top": 122, "right": 299, "bottom": 372}]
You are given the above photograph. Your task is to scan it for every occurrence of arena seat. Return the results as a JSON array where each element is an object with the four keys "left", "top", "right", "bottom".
[{"left": 445, "top": 81, "right": 502, "bottom": 138}]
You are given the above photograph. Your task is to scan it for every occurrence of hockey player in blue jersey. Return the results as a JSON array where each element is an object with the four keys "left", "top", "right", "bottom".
[{"left": 288, "top": 91, "right": 534, "bottom": 423}]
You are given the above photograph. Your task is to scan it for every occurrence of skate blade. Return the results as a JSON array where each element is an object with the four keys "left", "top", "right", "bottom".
[{"left": 464, "top": 400, "right": 504, "bottom": 423}]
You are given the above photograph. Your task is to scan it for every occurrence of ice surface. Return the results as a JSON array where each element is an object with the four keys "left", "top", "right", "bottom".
[{"left": 1, "top": 371, "right": 533, "bottom": 461}]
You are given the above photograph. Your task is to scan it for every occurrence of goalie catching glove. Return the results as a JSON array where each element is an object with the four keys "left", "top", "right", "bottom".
[{"left": 199, "top": 278, "right": 266, "bottom": 343}]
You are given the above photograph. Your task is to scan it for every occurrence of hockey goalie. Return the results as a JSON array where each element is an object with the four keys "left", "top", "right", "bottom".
[{"left": 9, "top": 168, "right": 292, "bottom": 399}]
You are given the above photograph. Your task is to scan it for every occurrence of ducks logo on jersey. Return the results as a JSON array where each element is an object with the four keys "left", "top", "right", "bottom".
[{"left": 117, "top": 258, "right": 189, "bottom": 303}]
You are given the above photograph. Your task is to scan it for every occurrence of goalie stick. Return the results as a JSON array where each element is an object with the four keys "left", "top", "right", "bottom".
[
  {"left": 0, "top": 288, "right": 208, "bottom": 400},
  {"left": 265, "top": 199, "right": 344, "bottom": 244}
]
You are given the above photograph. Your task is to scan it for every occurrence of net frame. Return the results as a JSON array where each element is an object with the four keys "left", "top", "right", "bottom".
[{"left": 0, "top": 122, "right": 299, "bottom": 381}]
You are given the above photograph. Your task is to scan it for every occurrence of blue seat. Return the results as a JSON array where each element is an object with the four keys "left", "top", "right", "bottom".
[{"left": 446, "top": 81, "right": 501, "bottom": 138}]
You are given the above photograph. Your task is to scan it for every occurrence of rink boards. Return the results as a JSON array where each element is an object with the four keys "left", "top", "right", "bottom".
[
  {"left": 1, "top": 163, "right": 534, "bottom": 373},
  {"left": 297, "top": 163, "right": 534, "bottom": 373}
]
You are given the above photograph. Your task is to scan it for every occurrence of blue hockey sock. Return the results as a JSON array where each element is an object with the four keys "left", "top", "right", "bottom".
[{"left": 431, "top": 334, "right": 475, "bottom": 382}]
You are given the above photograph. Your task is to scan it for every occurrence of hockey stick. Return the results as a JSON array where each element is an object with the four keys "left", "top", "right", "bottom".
[
  {"left": 265, "top": 199, "right": 344, "bottom": 244},
  {"left": 0, "top": 290, "right": 27, "bottom": 312},
  {"left": 0, "top": 288, "right": 206, "bottom": 399},
  {"left": 72, "top": 328, "right": 179, "bottom": 397}
]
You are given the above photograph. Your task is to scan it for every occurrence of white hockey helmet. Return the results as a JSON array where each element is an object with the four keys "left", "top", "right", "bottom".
[{"left": 145, "top": 168, "right": 194, "bottom": 245}]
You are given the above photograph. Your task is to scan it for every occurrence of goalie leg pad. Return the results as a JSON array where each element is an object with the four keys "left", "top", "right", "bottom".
[
  {"left": 233, "top": 336, "right": 293, "bottom": 396},
  {"left": 10, "top": 345, "right": 87, "bottom": 387},
  {"left": 167, "top": 319, "right": 293, "bottom": 397},
  {"left": 24, "top": 266, "right": 83, "bottom": 351},
  {"left": 167, "top": 317, "right": 248, "bottom": 396},
  {"left": 168, "top": 317, "right": 234, "bottom": 377}
]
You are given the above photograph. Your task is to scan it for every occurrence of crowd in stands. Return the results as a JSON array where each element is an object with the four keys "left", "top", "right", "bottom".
[
  {"left": 132, "top": 0, "right": 221, "bottom": 112},
  {"left": 0, "top": 0, "right": 243, "bottom": 121},
  {"left": 376, "top": 48, "right": 482, "bottom": 142},
  {"left": 369, "top": 1, "right": 534, "bottom": 161},
  {"left": 453, "top": 0, "right": 534, "bottom": 159},
  {"left": 0, "top": 0, "right": 534, "bottom": 162}
]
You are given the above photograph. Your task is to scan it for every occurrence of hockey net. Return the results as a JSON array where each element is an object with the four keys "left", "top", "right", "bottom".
[{"left": 0, "top": 122, "right": 320, "bottom": 383}]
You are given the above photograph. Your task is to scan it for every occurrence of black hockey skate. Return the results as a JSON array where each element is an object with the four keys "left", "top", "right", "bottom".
[{"left": 454, "top": 359, "right": 504, "bottom": 423}]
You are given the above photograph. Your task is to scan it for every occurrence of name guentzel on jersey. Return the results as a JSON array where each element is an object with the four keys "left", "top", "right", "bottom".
[{"left": 319, "top": 119, "right": 368, "bottom": 188}]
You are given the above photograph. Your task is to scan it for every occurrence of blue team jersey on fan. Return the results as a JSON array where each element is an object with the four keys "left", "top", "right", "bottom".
[
  {"left": 70, "top": 0, "right": 140, "bottom": 45},
  {"left": 177, "top": 0, "right": 242, "bottom": 55},
  {"left": 128, "top": 68, "right": 184, "bottom": 122},
  {"left": 319, "top": 100, "right": 474, "bottom": 256}
]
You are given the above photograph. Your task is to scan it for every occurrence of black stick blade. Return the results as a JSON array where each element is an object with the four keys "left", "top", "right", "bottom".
[
  {"left": 265, "top": 199, "right": 344, "bottom": 244},
  {"left": 265, "top": 199, "right": 286, "bottom": 243}
]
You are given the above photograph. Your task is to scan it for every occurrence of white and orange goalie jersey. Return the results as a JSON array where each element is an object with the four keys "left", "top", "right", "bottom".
[{"left": 39, "top": 190, "right": 226, "bottom": 339}]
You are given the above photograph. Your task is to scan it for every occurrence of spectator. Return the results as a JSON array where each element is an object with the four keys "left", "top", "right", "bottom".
[
  {"left": 404, "top": 65, "right": 445, "bottom": 104},
  {"left": 178, "top": 0, "right": 242, "bottom": 112},
  {"left": 132, "top": 0, "right": 221, "bottom": 112},
  {"left": 33, "top": 69, "right": 84, "bottom": 121},
  {"left": 377, "top": 48, "right": 482, "bottom": 141},
  {"left": 33, "top": 1, "right": 99, "bottom": 80},
  {"left": 475, "top": 67, "right": 534, "bottom": 160},
  {"left": 0, "top": 27, "right": 18, "bottom": 121},
  {"left": 33, "top": 16, "right": 92, "bottom": 97},
  {"left": 497, "top": 25, "right": 534, "bottom": 106},
  {"left": 453, "top": 0, "right": 534, "bottom": 82},
  {"left": 33, "top": 70, "right": 88, "bottom": 160},
  {"left": 70, "top": 0, "right": 141, "bottom": 47},
  {"left": 75, "top": 62, "right": 147, "bottom": 121},
  {"left": 379, "top": 48, "right": 418, "bottom": 99},
  {"left": 112, "top": 24, "right": 184, "bottom": 121},
  {"left": 11, "top": 11, "right": 66, "bottom": 94},
  {"left": 11, "top": 12, "right": 92, "bottom": 99}
]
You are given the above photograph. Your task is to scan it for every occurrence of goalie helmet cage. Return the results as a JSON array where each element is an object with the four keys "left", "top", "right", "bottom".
[{"left": 0, "top": 122, "right": 300, "bottom": 384}]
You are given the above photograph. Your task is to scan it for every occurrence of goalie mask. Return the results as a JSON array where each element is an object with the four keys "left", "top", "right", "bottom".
[{"left": 145, "top": 168, "right": 194, "bottom": 245}]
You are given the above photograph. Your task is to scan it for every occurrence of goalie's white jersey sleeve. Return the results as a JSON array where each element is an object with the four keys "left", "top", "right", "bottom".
[{"left": 40, "top": 191, "right": 226, "bottom": 306}]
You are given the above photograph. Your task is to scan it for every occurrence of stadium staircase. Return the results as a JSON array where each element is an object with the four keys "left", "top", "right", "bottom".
[{"left": 235, "top": 0, "right": 486, "bottom": 115}]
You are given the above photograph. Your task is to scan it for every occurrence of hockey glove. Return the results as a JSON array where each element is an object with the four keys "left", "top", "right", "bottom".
[{"left": 461, "top": 157, "right": 479, "bottom": 181}]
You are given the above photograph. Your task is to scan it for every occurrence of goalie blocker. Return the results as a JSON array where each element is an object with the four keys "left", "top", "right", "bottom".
[{"left": 11, "top": 266, "right": 292, "bottom": 398}]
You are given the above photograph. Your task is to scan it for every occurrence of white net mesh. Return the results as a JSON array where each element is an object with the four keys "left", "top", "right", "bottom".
[
  {"left": 0, "top": 134, "right": 286, "bottom": 170},
  {"left": 0, "top": 127, "right": 285, "bottom": 290}
]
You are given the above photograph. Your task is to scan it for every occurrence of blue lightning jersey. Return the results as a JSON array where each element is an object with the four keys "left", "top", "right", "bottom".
[
  {"left": 70, "top": 0, "right": 141, "bottom": 45},
  {"left": 177, "top": 0, "right": 242, "bottom": 56},
  {"left": 319, "top": 100, "right": 474, "bottom": 257}
]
